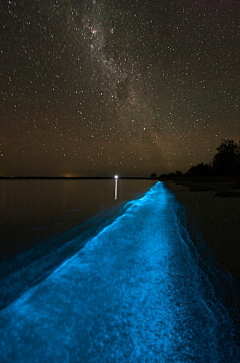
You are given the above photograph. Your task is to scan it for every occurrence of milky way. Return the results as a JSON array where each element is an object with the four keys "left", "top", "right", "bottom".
[{"left": 1, "top": 0, "right": 239, "bottom": 176}]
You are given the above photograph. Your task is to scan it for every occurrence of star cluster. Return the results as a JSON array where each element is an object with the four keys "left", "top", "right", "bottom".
[{"left": 0, "top": 0, "right": 239, "bottom": 176}]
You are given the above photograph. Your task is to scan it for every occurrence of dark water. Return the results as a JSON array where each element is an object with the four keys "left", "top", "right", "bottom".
[
  {"left": 0, "top": 179, "right": 155, "bottom": 309},
  {"left": 0, "top": 179, "right": 155, "bottom": 258},
  {"left": 0, "top": 182, "right": 239, "bottom": 362}
]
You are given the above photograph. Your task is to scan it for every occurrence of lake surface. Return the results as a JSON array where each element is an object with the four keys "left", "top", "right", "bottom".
[
  {"left": 0, "top": 179, "right": 155, "bottom": 259},
  {"left": 0, "top": 179, "right": 155, "bottom": 309},
  {"left": 0, "top": 181, "right": 239, "bottom": 362}
]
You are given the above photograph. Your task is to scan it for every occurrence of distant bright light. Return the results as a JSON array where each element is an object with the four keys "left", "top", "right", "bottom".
[{"left": 114, "top": 175, "right": 118, "bottom": 179}]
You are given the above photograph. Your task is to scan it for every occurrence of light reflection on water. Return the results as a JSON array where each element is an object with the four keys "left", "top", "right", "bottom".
[
  {"left": 0, "top": 182, "right": 239, "bottom": 362},
  {"left": 0, "top": 179, "right": 154, "bottom": 259},
  {"left": 0, "top": 179, "right": 155, "bottom": 310}
]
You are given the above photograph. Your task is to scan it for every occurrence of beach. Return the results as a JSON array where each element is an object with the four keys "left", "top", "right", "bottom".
[
  {"left": 165, "top": 180, "right": 240, "bottom": 283},
  {"left": 1, "top": 181, "right": 239, "bottom": 362}
]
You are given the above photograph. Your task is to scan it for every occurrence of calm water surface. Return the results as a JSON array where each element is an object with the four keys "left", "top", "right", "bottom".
[
  {"left": 0, "top": 182, "right": 239, "bottom": 362},
  {"left": 0, "top": 179, "right": 155, "bottom": 309},
  {"left": 0, "top": 179, "right": 155, "bottom": 258}
]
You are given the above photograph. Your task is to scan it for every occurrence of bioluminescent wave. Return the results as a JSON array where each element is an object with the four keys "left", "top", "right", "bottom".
[{"left": 0, "top": 182, "right": 239, "bottom": 362}]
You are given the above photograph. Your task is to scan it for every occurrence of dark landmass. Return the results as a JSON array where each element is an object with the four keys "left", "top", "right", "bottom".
[
  {"left": 160, "top": 175, "right": 240, "bottom": 197},
  {"left": 165, "top": 178, "right": 240, "bottom": 283},
  {"left": 0, "top": 176, "right": 153, "bottom": 180}
]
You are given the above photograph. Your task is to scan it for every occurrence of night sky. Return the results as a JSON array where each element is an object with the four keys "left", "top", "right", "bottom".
[{"left": 1, "top": 0, "right": 239, "bottom": 177}]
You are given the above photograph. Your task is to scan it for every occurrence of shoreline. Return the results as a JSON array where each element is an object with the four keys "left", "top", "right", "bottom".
[{"left": 165, "top": 181, "right": 240, "bottom": 284}]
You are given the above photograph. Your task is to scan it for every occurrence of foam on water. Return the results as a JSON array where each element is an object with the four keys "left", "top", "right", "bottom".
[
  {"left": 0, "top": 182, "right": 239, "bottom": 362},
  {"left": 0, "top": 199, "right": 128, "bottom": 310}
]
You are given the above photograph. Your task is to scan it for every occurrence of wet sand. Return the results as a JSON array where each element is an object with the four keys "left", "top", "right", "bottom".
[{"left": 165, "top": 181, "right": 240, "bottom": 283}]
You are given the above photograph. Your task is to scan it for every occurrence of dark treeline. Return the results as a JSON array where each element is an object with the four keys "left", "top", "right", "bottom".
[{"left": 158, "top": 139, "right": 240, "bottom": 179}]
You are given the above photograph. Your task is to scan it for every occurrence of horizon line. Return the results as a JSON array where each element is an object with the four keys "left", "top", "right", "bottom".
[{"left": 0, "top": 176, "right": 155, "bottom": 180}]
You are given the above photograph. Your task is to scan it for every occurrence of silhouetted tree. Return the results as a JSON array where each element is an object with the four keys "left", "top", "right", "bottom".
[
  {"left": 151, "top": 172, "right": 157, "bottom": 178},
  {"left": 175, "top": 170, "right": 182, "bottom": 177},
  {"left": 160, "top": 174, "right": 167, "bottom": 179},
  {"left": 212, "top": 139, "right": 240, "bottom": 175},
  {"left": 187, "top": 163, "right": 212, "bottom": 176}
]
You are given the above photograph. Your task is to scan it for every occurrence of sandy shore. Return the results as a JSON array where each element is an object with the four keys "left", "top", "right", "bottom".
[{"left": 165, "top": 181, "right": 240, "bottom": 283}]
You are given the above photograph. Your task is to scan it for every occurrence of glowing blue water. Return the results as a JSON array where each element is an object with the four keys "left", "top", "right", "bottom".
[{"left": 0, "top": 182, "right": 239, "bottom": 362}]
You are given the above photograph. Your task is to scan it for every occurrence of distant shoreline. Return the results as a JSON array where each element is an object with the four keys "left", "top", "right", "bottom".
[{"left": 0, "top": 176, "right": 154, "bottom": 180}]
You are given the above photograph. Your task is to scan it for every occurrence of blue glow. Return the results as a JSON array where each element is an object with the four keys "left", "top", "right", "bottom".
[{"left": 0, "top": 182, "right": 239, "bottom": 362}]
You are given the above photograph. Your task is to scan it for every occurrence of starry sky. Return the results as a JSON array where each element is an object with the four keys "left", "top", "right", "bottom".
[{"left": 1, "top": 0, "right": 239, "bottom": 177}]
